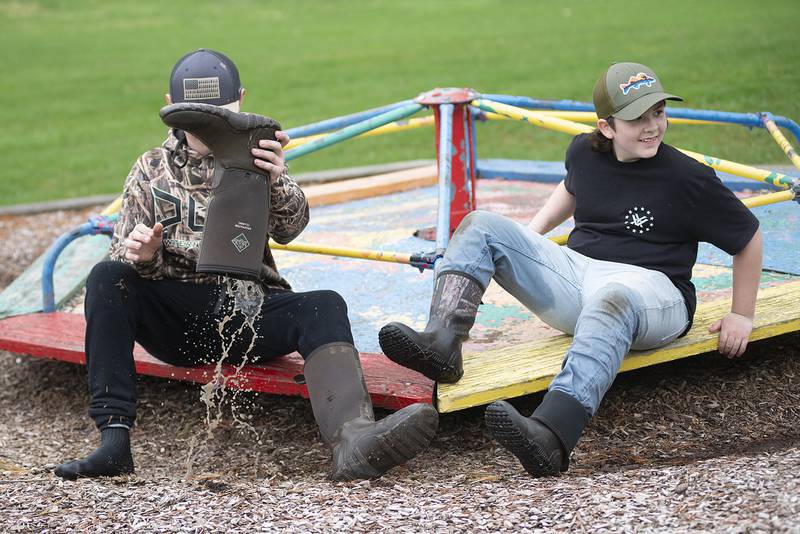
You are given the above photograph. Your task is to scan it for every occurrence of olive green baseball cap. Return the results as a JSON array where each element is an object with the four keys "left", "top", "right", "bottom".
[{"left": 592, "top": 62, "right": 683, "bottom": 120}]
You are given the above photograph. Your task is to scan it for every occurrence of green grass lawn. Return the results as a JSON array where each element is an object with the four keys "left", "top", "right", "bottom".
[{"left": 1, "top": 0, "right": 798, "bottom": 205}]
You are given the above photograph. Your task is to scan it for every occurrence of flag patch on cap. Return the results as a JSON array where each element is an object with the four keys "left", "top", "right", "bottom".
[
  {"left": 183, "top": 77, "right": 222, "bottom": 101},
  {"left": 619, "top": 73, "right": 656, "bottom": 95}
]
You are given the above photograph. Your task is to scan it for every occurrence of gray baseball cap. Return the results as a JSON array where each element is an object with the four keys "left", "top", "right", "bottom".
[
  {"left": 169, "top": 49, "right": 242, "bottom": 106},
  {"left": 592, "top": 62, "right": 682, "bottom": 120}
]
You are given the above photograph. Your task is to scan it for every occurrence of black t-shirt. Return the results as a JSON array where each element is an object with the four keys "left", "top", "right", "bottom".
[{"left": 563, "top": 133, "right": 759, "bottom": 329}]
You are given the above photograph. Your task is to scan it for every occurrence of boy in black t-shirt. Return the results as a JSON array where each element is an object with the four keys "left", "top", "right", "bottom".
[{"left": 379, "top": 62, "right": 762, "bottom": 477}]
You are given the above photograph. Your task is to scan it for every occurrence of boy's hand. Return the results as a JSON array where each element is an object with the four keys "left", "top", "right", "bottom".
[
  {"left": 708, "top": 312, "right": 753, "bottom": 358},
  {"left": 252, "top": 131, "right": 290, "bottom": 184},
  {"left": 124, "top": 223, "right": 163, "bottom": 263}
]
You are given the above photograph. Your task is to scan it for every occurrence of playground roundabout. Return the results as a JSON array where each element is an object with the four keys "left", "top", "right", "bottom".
[
  {"left": 1, "top": 89, "right": 800, "bottom": 531},
  {"left": 0, "top": 205, "right": 798, "bottom": 532}
]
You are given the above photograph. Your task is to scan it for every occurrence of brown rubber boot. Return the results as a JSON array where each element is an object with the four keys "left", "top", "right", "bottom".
[
  {"left": 379, "top": 272, "right": 484, "bottom": 383},
  {"left": 303, "top": 342, "right": 439, "bottom": 480},
  {"left": 159, "top": 103, "right": 281, "bottom": 279}
]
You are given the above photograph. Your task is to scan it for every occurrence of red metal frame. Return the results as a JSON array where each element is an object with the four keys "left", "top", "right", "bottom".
[{"left": 0, "top": 312, "right": 434, "bottom": 410}]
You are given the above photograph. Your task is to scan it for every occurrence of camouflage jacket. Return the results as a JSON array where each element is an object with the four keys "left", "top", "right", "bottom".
[{"left": 109, "top": 130, "right": 309, "bottom": 290}]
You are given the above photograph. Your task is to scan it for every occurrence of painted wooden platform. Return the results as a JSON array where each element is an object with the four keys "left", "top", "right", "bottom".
[
  {"left": 436, "top": 279, "right": 800, "bottom": 412},
  {"left": 0, "top": 312, "right": 433, "bottom": 410},
  {"left": 0, "top": 175, "right": 797, "bottom": 413}
]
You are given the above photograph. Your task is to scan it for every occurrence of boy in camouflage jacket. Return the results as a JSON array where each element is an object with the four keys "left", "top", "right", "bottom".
[{"left": 55, "top": 49, "right": 438, "bottom": 482}]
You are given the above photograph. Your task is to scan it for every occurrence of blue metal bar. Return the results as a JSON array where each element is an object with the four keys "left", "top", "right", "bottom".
[
  {"left": 481, "top": 94, "right": 800, "bottom": 145},
  {"left": 285, "top": 100, "right": 415, "bottom": 139},
  {"left": 435, "top": 104, "right": 454, "bottom": 257},
  {"left": 42, "top": 215, "right": 116, "bottom": 312},
  {"left": 482, "top": 95, "right": 598, "bottom": 113},
  {"left": 285, "top": 103, "right": 423, "bottom": 161}
]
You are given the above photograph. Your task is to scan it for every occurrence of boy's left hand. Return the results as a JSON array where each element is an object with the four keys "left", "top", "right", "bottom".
[
  {"left": 708, "top": 312, "right": 753, "bottom": 358},
  {"left": 252, "top": 131, "right": 290, "bottom": 184}
]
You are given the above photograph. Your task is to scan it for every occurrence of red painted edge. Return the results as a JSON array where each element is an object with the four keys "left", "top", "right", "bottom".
[
  {"left": 0, "top": 312, "right": 434, "bottom": 410},
  {"left": 416, "top": 87, "right": 480, "bottom": 105}
]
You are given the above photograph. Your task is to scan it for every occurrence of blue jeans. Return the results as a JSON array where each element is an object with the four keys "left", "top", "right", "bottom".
[{"left": 438, "top": 211, "right": 688, "bottom": 417}]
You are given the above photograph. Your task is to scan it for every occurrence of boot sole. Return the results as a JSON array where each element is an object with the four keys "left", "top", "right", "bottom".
[
  {"left": 378, "top": 324, "right": 462, "bottom": 383},
  {"left": 333, "top": 405, "right": 439, "bottom": 481},
  {"left": 160, "top": 102, "right": 281, "bottom": 132},
  {"left": 485, "top": 402, "right": 560, "bottom": 478}
]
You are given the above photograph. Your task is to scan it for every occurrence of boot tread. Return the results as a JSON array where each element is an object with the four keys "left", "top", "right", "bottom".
[
  {"left": 379, "top": 323, "right": 463, "bottom": 383},
  {"left": 331, "top": 404, "right": 439, "bottom": 481},
  {"left": 485, "top": 402, "right": 561, "bottom": 478}
]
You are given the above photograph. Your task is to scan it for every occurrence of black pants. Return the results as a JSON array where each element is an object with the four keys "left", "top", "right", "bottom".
[{"left": 84, "top": 260, "right": 354, "bottom": 430}]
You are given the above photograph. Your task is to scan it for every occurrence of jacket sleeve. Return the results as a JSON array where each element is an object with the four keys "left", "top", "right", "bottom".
[
  {"left": 268, "top": 169, "right": 309, "bottom": 245},
  {"left": 109, "top": 158, "right": 164, "bottom": 278}
]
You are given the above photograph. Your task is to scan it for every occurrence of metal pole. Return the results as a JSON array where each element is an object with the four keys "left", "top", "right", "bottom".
[
  {"left": 473, "top": 98, "right": 796, "bottom": 190},
  {"left": 285, "top": 103, "right": 424, "bottom": 161},
  {"left": 773, "top": 117, "right": 800, "bottom": 148},
  {"left": 759, "top": 113, "right": 800, "bottom": 172},
  {"left": 479, "top": 110, "right": 719, "bottom": 126},
  {"left": 285, "top": 115, "right": 434, "bottom": 150},
  {"left": 741, "top": 189, "right": 796, "bottom": 209},
  {"left": 482, "top": 94, "right": 800, "bottom": 146},
  {"left": 285, "top": 100, "right": 415, "bottom": 139},
  {"left": 435, "top": 104, "right": 454, "bottom": 256},
  {"left": 41, "top": 215, "right": 116, "bottom": 312},
  {"left": 269, "top": 240, "right": 417, "bottom": 265}
]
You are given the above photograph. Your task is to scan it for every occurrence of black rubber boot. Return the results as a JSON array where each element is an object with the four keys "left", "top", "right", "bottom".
[
  {"left": 485, "top": 390, "right": 589, "bottom": 477},
  {"left": 379, "top": 272, "right": 483, "bottom": 383},
  {"left": 159, "top": 103, "right": 281, "bottom": 279},
  {"left": 303, "top": 342, "right": 439, "bottom": 481},
  {"left": 54, "top": 427, "right": 135, "bottom": 480}
]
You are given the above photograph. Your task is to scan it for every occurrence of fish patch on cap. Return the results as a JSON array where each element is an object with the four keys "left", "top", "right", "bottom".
[{"left": 619, "top": 73, "right": 656, "bottom": 95}]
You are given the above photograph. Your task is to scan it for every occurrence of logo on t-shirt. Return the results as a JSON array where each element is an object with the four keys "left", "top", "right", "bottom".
[{"left": 624, "top": 206, "right": 655, "bottom": 235}]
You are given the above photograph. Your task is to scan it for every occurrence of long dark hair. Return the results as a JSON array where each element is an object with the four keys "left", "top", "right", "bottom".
[{"left": 589, "top": 117, "right": 615, "bottom": 153}]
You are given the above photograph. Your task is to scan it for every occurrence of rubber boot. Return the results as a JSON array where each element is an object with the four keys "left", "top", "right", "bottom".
[
  {"left": 303, "top": 342, "right": 439, "bottom": 480},
  {"left": 484, "top": 390, "right": 589, "bottom": 477},
  {"left": 159, "top": 103, "right": 282, "bottom": 279},
  {"left": 379, "top": 272, "right": 483, "bottom": 383}
]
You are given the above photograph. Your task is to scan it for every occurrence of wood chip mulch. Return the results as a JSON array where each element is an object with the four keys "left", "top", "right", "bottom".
[{"left": 1, "top": 207, "right": 798, "bottom": 532}]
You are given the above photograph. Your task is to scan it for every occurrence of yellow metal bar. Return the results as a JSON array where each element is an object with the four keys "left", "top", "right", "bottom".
[
  {"left": 286, "top": 108, "right": 712, "bottom": 150},
  {"left": 762, "top": 117, "right": 800, "bottom": 172},
  {"left": 474, "top": 99, "right": 795, "bottom": 190},
  {"left": 472, "top": 98, "right": 594, "bottom": 136},
  {"left": 741, "top": 189, "right": 795, "bottom": 208},
  {"left": 482, "top": 111, "right": 717, "bottom": 126},
  {"left": 269, "top": 240, "right": 415, "bottom": 265},
  {"left": 679, "top": 149, "right": 793, "bottom": 190},
  {"left": 271, "top": 233, "right": 569, "bottom": 264},
  {"left": 286, "top": 116, "right": 435, "bottom": 149},
  {"left": 101, "top": 196, "right": 122, "bottom": 216}
]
